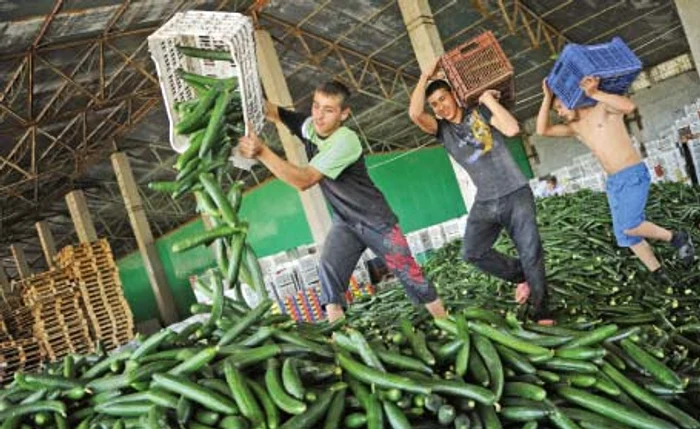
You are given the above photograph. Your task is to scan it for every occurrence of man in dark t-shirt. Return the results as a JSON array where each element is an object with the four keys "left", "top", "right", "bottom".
[
  {"left": 409, "top": 59, "right": 553, "bottom": 324},
  {"left": 239, "top": 81, "right": 446, "bottom": 322}
]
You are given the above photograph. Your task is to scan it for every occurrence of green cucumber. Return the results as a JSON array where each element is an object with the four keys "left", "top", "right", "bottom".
[
  {"left": 278, "top": 385, "right": 345, "bottom": 429},
  {"left": 323, "top": 389, "right": 347, "bottom": 429},
  {"left": 557, "top": 386, "right": 677, "bottom": 429},
  {"left": 223, "top": 359, "right": 265, "bottom": 427},
  {"left": 473, "top": 334, "right": 504, "bottom": 400},
  {"left": 620, "top": 339, "right": 684, "bottom": 390},
  {"left": 383, "top": 400, "right": 411, "bottom": 429},
  {"left": 152, "top": 373, "right": 238, "bottom": 415},
  {"left": 467, "top": 321, "right": 550, "bottom": 355},
  {"left": 264, "top": 359, "right": 307, "bottom": 415},
  {"left": 503, "top": 382, "right": 546, "bottom": 401},
  {"left": 560, "top": 325, "right": 618, "bottom": 349},
  {"left": 281, "top": 358, "right": 305, "bottom": 400}
]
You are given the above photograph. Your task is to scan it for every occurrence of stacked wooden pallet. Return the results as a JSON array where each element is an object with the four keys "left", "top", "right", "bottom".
[
  {"left": 16, "top": 270, "right": 93, "bottom": 361},
  {"left": 19, "top": 270, "right": 75, "bottom": 307},
  {"left": 2, "top": 306, "right": 34, "bottom": 341},
  {"left": 57, "top": 239, "right": 134, "bottom": 351},
  {"left": 31, "top": 292, "right": 93, "bottom": 361},
  {"left": 0, "top": 337, "right": 44, "bottom": 384}
]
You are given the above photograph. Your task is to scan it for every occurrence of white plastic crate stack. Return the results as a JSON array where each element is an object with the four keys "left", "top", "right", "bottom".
[
  {"left": 458, "top": 215, "right": 468, "bottom": 235},
  {"left": 271, "top": 251, "right": 291, "bottom": 267},
  {"left": 147, "top": 11, "right": 264, "bottom": 168},
  {"left": 296, "top": 254, "right": 320, "bottom": 289},
  {"left": 258, "top": 256, "right": 276, "bottom": 277},
  {"left": 683, "top": 100, "right": 700, "bottom": 119},
  {"left": 574, "top": 153, "right": 604, "bottom": 177},
  {"left": 442, "top": 218, "right": 463, "bottom": 243},
  {"left": 272, "top": 263, "right": 299, "bottom": 299},
  {"left": 352, "top": 260, "right": 371, "bottom": 286},
  {"left": 687, "top": 139, "right": 700, "bottom": 182},
  {"left": 428, "top": 225, "right": 446, "bottom": 250},
  {"left": 645, "top": 135, "right": 677, "bottom": 156},
  {"left": 645, "top": 149, "right": 688, "bottom": 184},
  {"left": 361, "top": 248, "right": 376, "bottom": 264},
  {"left": 297, "top": 244, "right": 318, "bottom": 257},
  {"left": 550, "top": 166, "right": 580, "bottom": 189},
  {"left": 577, "top": 173, "right": 606, "bottom": 192},
  {"left": 528, "top": 178, "right": 540, "bottom": 194},
  {"left": 406, "top": 231, "right": 426, "bottom": 256}
]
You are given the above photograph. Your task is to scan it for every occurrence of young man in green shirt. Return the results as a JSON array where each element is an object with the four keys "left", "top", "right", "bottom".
[{"left": 239, "top": 81, "right": 447, "bottom": 322}]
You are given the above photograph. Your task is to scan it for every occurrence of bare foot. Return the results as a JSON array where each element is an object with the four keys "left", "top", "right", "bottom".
[
  {"left": 515, "top": 282, "right": 530, "bottom": 304},
  {"left": 326, "top": 304, "right": 345, "bottom": 323},
  {"left": 537, "top": 319, "right": 556, "bottom": 326}
]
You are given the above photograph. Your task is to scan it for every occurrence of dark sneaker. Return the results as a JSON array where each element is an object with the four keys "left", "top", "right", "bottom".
[
  {"left": 651, "top": 268, "right": 673, "bottom": 286},
  {"left": 530, "top": 299, "right": 555, "bottom": 325},
  {"left": 672, "top": 231, "right": 695, "bottom": 266}
]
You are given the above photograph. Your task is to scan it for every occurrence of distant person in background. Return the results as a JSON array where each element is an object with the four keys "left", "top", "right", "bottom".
[
  {"left": 409, "top": 58, "right": 553, "bottom": 325},
  {"left": 544, "top": 175, "right": 564, "bottom": 197},
  {"left": 238, "top": 80, "right": 447, "bottom": 323},
  {"left": 537, "top": 76, "right": 695, "bottom": 281}
]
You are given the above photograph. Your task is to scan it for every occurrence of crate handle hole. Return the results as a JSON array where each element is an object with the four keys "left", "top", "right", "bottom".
[{"left": 553, "top": 62, "right": 563, "bottom": 75}]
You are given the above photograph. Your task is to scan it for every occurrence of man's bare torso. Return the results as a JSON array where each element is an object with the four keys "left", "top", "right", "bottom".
[{"left": 570, "top": 103, "right": 641, "bottom": 175}]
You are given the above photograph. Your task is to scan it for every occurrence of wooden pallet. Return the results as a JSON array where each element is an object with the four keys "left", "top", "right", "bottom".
[
  {"left": 0, "top": 338, "right": 45, "bottom": 383},
  {"left": 4, "top": 307, "right": 34, "bottom": 339},
  {"left": 20, "top": 269, "right": 77, "bottom": 307},
  {"left": 55, "top": 240, "right": 114, "bottom": 269},
  {"left": 39, "top": 323, "right": 94, "bottom": 361}
]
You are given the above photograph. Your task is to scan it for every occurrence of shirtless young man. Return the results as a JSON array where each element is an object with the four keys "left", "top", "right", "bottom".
[{"left": 537, "top": 76, "right": 695, "bottom": 280}]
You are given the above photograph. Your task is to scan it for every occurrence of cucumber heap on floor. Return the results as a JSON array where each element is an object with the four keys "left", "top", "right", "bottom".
[{"left": 3, "top": 54, "right": 700, "bottom": 427}]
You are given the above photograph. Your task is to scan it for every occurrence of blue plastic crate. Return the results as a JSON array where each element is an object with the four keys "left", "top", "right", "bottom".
[{"left": 547, "top": 37, "right": 642, "bottom": 109}]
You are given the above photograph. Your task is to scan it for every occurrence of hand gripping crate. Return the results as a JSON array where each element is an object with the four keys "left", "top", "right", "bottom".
[
  {"left": 547, "top": 37, "right": 642, "bottom": 110},
  {"left": 147, "top": 11, "right": 265, "bottom": 160},
  {"left": 440, "top": 31, "right": 515, "bottom": 107}
]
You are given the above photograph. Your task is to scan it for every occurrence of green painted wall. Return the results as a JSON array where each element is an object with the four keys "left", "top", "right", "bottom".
[
  {"left": 117, "top": 219, "right": 216, "bottom": 322},
  {"left": 506, "top": 136, "right": 534, "bottom": 179},
  {"left": 239, "top": 179, "right": 314, "bottom": 257},
  {"left": 117, "top": 143, "right": 532, "bottom": 323},
  {"left": 366, "top": 146, "right": 466, "bottom": 233}
]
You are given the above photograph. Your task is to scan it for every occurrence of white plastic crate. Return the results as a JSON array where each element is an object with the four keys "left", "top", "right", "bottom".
[
  {"left": 361, "top": 248, "right": 376, "bottom": 262},
  {"left": 575, "top": 173, "right": 606, "bottom": 192},
  {"left": 297, "top": 254, "right": 319, "bottom": 273},
  {"left": 690, "top": 120, "right": 700, "bottom": 135},
  {"left": 688, "top": 139, "right": 700, "bottom": 181},
  {"left": 684, "top": 101, "right": 699, "bottom": 117},
  {"left": 271, "top": 251, "right": 291, "bottom": 267},
  {"left": 296, "top": 244, "right": 317, "bottom": 257},
  {"left": 297, "top": 267, "right": 319, "bottom": 287},
  {"left": 352, "top": 266, "right": 371, "bottom": 286},
  {"left": 428, "top": 225, "right": 446, "bottom": 249},
  {"left": 273, "top": 264, "right": 298, "bottom": 288},
  {"left": 276, "top": 284, "right": 297, "bottom": 299},
  {"left": 258, "top": 256, "right": 276, "bottom": 277},
  {"left": 406, "top": 231, "right": 425, "bottom": 255},
  {"left": 645, "top": 136, "right": 677, "bottom": 156},
  {"left": 529, "top": 178, "right": 540, "bottom": 194},
  {"left": 645, "top": 149, "right": 688, "bottom": 184},
  {"left": 442, "top": 218, "right": 462, "bottom": 242},
  {"left": 458, "top": 215, "right": 468, "bottom": 234},
  {"left": 147, "top": 11, "right": 265, "bottom": 156}
]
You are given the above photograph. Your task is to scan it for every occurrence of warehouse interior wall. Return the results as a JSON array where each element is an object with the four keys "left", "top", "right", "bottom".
[
  {"left": 527, "top": 71, "right": 700, "bottom": 177},
  {"left": 117, "top": 140, "right": 532, "bottom": 322}
]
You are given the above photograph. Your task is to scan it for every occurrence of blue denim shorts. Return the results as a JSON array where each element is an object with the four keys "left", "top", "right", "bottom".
[{"left": 605, "top": 163, "right": 650, "bottom": 247}]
